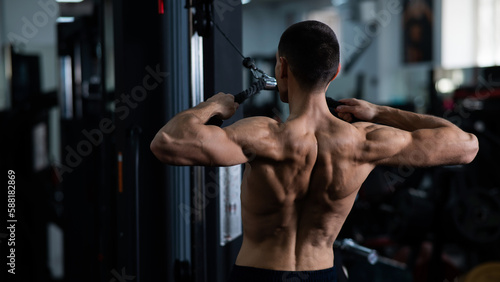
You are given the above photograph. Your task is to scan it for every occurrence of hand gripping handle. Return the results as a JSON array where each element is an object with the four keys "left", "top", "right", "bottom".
[{"left": 206, "top": 78, "right": 267, "bottom": 126}]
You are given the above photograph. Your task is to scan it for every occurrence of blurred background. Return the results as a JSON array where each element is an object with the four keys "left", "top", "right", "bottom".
[{"left": 0, "top": 0, "right": 499, "bottom": 281}]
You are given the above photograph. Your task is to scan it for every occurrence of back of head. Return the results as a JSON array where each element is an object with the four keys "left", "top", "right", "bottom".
[{"left": 278, "top": 20, "right": 340, "bottom": 91}]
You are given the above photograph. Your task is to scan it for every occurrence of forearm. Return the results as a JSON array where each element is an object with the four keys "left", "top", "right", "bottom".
[
  {"left": 372, "top": 105, "right": 478, "bottom": 165},
  {"left": 179, "top": 101, "right": 220, "bottom": 124},
  {"left": 373, "top": 105, "right": 454, "bottom": 132},
  {"left": 161, "top": 101, "right": 219, "bottom": 136},
  {"left": 151, "top": 101, "right": 220, "bottom": 164}
]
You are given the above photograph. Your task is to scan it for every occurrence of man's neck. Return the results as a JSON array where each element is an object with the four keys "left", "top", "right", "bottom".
[{"left": 287, "top": 87, "right": 330, "bottom": 121}]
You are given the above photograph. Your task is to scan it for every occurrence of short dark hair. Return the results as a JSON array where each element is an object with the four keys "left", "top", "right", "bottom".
[{"left": 278, "top": 20, "right": 340, "bottom": 91}]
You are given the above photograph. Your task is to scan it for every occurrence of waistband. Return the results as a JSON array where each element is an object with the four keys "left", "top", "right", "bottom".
[{"left": 227, "top": 264, "right": 337, "bottom": 282}]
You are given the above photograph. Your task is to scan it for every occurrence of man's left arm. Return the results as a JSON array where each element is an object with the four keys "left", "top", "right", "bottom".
[{"left": 150, "top": 93, "right": 248, "bottom": 166}]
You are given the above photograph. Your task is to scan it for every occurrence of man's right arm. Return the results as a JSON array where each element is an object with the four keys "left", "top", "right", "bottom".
[{"left": 336, "top": 98, "right": 479, "bottom": 167}]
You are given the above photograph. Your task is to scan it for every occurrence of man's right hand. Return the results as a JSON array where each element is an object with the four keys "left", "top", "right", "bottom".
[
  {"left": 206, "top": 92, "right": 239, "bottom": 120},
  {"left": 335, "top": 98, "right": 378, "bottom": 122}
]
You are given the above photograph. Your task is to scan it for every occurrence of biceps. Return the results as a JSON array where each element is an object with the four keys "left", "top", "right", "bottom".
[{"left": 152, "top": 126, "right": 248, "bottom": 166}]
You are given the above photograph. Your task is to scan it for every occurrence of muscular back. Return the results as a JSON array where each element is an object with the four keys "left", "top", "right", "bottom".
[
  {"left": 151, "top": 93, "right": 477, "bottom": 271},
  {"left": 235, "top": 114, "right": 374, "bottom": 271}
]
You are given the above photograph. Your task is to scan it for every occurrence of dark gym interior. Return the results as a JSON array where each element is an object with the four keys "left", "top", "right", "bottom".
[{"left": 0, "top": 0, "right": 499, "bottom": 281}]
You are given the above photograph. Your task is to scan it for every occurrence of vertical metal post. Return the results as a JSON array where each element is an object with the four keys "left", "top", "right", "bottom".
[
  {"left": 162, "top": 0, "right": 191, "bottom": 280},
  {"left": 189, "top": 6, "right": 207, "bottom": 280},
  {"left": 201, "top": 2, "right": 243, "bottom": 281},
  {"left": 59, "top": 56, "right": 74, "bottom": 120}
]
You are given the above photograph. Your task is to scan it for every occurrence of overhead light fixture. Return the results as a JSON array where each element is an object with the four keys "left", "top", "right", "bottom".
[
  {"left": 242, "top": 0, "right": 251, "bottom": 4},
  {"left": 56, "top": 0, "right": 84, "bottom": 3},
  {"left": 57, "top": 17, "right": 75, "bottom": 23},
  {"left": 331, "top": 0, "right": 348, "bottom": 6}
]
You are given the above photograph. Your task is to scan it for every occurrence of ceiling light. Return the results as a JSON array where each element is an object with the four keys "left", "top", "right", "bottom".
[
  {"left": 331, "top": 0, "right": 348, "bottom": 6},
  {"left": 56, "top": 0, "right": 84, "bottom": 3},
  {"left": 57, "top": 17, "right": 75, "bottom": 23}
]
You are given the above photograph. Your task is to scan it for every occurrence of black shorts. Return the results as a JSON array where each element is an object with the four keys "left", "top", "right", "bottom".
[{"left": 227, "top": 264, "right": 338, "bottom": 282}]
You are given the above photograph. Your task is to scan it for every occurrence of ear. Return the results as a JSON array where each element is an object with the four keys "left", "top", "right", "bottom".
[
  {"left": 330, "top": 63, "right": 341, "bottom": 82},
  {"left": 279, "top": 57, "right": 288, "bottom": 79},
  {"left": 325, "top": 63, "right": 341, "bottom": 92}
]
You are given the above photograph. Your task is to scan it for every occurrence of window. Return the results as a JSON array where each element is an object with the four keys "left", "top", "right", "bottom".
[{"left": 442, "top": 0, "right": 500, "bottom": 68}]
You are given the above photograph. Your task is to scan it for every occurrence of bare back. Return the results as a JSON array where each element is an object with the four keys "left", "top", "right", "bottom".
[
  {"left": 235, "top": 114, "right": 374, "bottom": 271},
  {"left": 151, "top": 93, "right": 478, "bottom": 272}
]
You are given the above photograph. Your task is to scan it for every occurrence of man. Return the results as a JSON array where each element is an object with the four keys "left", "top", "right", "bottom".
[{"left": 150, "top": 21, "right": 478, "bottom": 281}]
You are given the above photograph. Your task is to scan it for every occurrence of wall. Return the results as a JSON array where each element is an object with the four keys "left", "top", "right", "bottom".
[
  {"left": 376, "top": 0, "right": 441, "bottom": 109},
  {"left": 0, "top": 0, "right": 60, "bottom": 162},
  {"left": 3, "top": 0, "right": 58, "bottom": 92},
  {"left": 243, "top": 0, "right": 442, "bottom": 109},
  {"left": 242, "top": 0, "right": 389, "bottom": 106}
]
